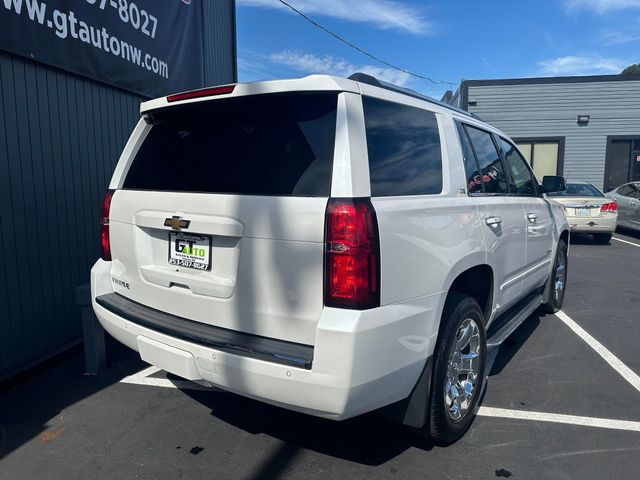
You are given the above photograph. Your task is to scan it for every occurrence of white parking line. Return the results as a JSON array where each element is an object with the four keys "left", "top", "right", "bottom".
[
  {"left": 120, "top": 308, "right": 640, "bottom": 433},
  {"left": 556, "top": 310, "right": 640, "bottom": 394},
  {"left": 612, "top": 236, "right": 640, "bottom": 248},
  {"left": 120, "top": 366, "right": 212, "bottom": 391},
  {"left": 121, "top": 367, "right": 640, "bottom": 432},
  {"left": 478, "top": 407, "right": 640, "bottom": 432},
  {"left": 122, "top": 365, "right": 160, "bottom": 381}
]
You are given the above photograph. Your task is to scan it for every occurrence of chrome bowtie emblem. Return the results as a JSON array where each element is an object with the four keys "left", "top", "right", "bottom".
[{"left": 164, "top": 216, "right": 190, "bottom": 231}]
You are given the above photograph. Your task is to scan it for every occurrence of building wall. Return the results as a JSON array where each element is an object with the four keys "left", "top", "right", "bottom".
[
  {"left": 0, "top": 51, "right": 142, "bottom": 379},
  {"left": 0, "top": 1, "right": 237, "bottom": 380},
  {"left": 203, "top": 0, "right": 238, "bottom": 86},
  {"left": 465, "top": 79, "right": 640, "bottom": 189}
]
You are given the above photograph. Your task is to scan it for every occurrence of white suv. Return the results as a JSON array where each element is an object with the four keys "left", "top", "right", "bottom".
[{"left": 91, "top": 73, "right": 569, "bottom": 444}]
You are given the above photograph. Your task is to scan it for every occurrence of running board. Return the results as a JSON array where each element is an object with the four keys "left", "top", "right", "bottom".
[
  {"left": 484, "top": 292, "right": 543, "bottom": 376},
  {"left": 486, "top": 293, "right": 543, "bottom": 349}
]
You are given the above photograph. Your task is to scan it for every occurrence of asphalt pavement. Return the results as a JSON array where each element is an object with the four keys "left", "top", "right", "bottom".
[{"left": 1, "top": 229, "right": 639, "bottom": 480}]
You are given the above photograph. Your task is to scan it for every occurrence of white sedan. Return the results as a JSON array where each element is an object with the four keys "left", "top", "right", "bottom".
[{"left": 548, "top": 181, "right": 618, "bottom": 244}]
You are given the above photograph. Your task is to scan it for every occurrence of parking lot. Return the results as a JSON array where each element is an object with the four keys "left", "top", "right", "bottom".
[{"left": 1, "top": 230, "right": 639, "bottom": 480}]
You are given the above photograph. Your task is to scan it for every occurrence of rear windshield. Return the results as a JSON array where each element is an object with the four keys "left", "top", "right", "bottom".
[
  {"left": 123, "top": 93, "right": 338, "bottom": 196},
  {"left": 548, "top": 183, "right": 604, "bottom": 197}
]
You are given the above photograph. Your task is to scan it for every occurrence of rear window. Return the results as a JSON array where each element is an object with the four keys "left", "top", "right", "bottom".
[
  {"left": 123, "top": 93, "right": 338, "bottom": 196},
  {"left": 363, "top": 96, "right": 443, "bottom": 196},
  {"left": 548, "top": 183, "right": 604, "bottom": 197}
]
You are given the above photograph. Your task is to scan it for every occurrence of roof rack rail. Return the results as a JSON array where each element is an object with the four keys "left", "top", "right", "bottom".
[{"left": 348, "top": 72, "right": 474, "bottom": 118}]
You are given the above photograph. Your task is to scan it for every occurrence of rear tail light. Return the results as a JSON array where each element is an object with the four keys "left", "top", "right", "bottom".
[
  {"left": 324, "top": 198, "right": 380, "bottom": 310},
  {"left": 601, "top": 201, "right": 618, "bottom": 213},
  {"left": 167, "top": 84, "right": 235, "bottom": 102},
  {"left": 100, "top": 189, "right": 115, "bottom": 261}
]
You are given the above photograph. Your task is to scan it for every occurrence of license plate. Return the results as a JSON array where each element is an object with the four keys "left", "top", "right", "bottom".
[
  {"left": 575, "top": 208, "right": 591, "bottom": 216},
  {"left": 168, "top": 232, "right": 211, "bottom": 271}
]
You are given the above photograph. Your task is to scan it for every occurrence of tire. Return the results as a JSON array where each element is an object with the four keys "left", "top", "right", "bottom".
[
  {"left": 593, "top": 233, "right": 612, "bottom": 245},
  {"left": 419, "top": 292, "right": 486, "bottom": 445},
  {"left": 539, "top": 238, "right": 568, "bottom": 314}
]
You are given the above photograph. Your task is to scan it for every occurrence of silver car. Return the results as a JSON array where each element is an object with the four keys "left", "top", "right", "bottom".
[{"left": 606, "top": 182, "right": 640, "bottom": 232}]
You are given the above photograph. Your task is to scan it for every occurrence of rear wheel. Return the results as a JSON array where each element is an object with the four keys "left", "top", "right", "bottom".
[
  {"left": 420, "top": 293, "right": 486, "bottom": 444},
  {"left": 593, "top": 233, "right": 612, "bottom": 245},
  {"left": 540, "top": 238, "right": 568, "bottom": 313}
]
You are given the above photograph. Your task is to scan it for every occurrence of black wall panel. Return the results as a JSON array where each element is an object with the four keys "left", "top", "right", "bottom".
[
  {"left": 203, "top": 0, "right": 238, "bottom": 86},
  {"left": 0, "top": 1, "right": 236, "bottom": 380},
  {"left": 0, "top": 51, "right": 141, "bottom": 379}
]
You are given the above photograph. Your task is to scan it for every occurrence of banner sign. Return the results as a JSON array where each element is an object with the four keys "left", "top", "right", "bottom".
[{"left": 1, "top": 0, "right": 205, "bottom": 98}]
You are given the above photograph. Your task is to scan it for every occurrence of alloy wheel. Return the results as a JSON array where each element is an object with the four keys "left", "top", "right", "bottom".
[{"left": 445, "top": 318, "right": 481, "bottom": 422}]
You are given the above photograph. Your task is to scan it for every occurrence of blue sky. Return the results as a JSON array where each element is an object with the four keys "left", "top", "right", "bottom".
[{"left": 236, "top": 0, "right": 639, "bottom": 98}]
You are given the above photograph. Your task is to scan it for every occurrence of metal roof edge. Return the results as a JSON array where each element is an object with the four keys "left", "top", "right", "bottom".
[{"left": 463, "top": 73, "right": 640, "bottom": 87}]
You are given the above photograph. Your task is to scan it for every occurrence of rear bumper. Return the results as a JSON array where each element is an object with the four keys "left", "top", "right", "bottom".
[
  {"left": 91, "top": 260, "right": 442, "bottom": 420},
  {"left": 567, "top": 215, "right": 616, "bottom": 234},
  {"left": 96, "top": 293, "right": 314, "bottom": 369}
]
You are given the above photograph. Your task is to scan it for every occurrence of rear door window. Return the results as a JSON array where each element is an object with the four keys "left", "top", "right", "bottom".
[
  {"left": 456, "top": 122, "right": 484, "bottom": 194},
  {"left": 123, "top": 93, "right": 338, "bottom": 196},
  {"left": 363, "top": 96, "right": 443, "bottom": 196},
  {"left": 464, "top": 125, "right": 510, "bottom": 194}
]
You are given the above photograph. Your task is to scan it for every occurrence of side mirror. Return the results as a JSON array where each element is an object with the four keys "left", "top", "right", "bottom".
[{"left": 541, "top": 175, "right": 566, "bottom": 193}]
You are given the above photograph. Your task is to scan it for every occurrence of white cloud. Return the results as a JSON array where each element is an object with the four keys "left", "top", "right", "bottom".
[
  {"left": 537, "top": 55, "right": 627, "bottom": 76},
  {"left": 237, "top": 56, "right": 274, "bottom": 82},
  {"left": 600, "top": 30, "right": 640, "bottom": 45},
  {"left": 267, "top": 50, "right": 413, "bottom": 85},
  {"left": 565, "top": 0, "right": 640, "bottom": 13},
  {"left": 237, "top": 0, "right": 433, "bottom": 34}
]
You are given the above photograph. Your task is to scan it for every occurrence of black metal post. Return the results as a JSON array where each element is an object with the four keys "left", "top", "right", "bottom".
[{"left": 76, "top": 283, "right": 106, "bottom": 374}]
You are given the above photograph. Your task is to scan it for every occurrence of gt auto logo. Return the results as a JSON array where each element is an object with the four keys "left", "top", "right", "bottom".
[{"left": 174, "top": 238, "right": 206, "bottom": 258}]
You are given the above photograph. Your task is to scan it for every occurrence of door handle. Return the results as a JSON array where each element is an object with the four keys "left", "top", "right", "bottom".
[
  {"left": 485, "top": 216, "right": 502, "bottom": 227},
  {"left": 527, "top": 213, "right": 538, "bottom": 223}
]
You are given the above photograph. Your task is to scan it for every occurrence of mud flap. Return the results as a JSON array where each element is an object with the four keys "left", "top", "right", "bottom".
[{"left": 379, "top": 356, "right": 433, "bottom": 428}]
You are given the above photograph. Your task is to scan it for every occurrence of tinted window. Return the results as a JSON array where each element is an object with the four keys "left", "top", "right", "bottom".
[
  {"left": 617, "top": 184, "right": 636, "bottom": 196},
  {"left": 465, "top": 126, "right": 509, "bottom": 194},
  {"left": 498, "top": 138, "right": 537, "bottom": 196},
  {"left": 123, "top": 93, "right": 338, "bottom": 196},
  {"left": 626, "top": 184, "right": 640, "bottom": 199},
  {"left": 456, "top": 123, "right": 484, "bottom": 194},
  {"left": 548, "top": 183, "right": 604, "bottom": 197},
  {"left": 363, "top": 97, "right": 442, "bottom": 196}
]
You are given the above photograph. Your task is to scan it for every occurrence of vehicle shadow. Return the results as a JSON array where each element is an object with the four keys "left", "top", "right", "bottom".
[
  {"left": 616, "top": 226, "right": 640, "bottom": 240},
  {"left": 488, "top": 314, "right": 542, "bottom": 376},
  {"left": 179, "top": 384, "right": 433, "bottom": 470},
  {"left": 569, "top": 233, "right": 609, "bottom": 245},
  {"left": 173, "top": 317, "right": 548, "bottom": 471}
]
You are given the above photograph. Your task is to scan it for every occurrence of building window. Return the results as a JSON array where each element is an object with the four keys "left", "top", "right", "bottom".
[
  {"left": 514, "top": 139, "right": 564, "bottom": 180},
  {"left": 604, "top": 137, "right": 640, "bottom": 192}
]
